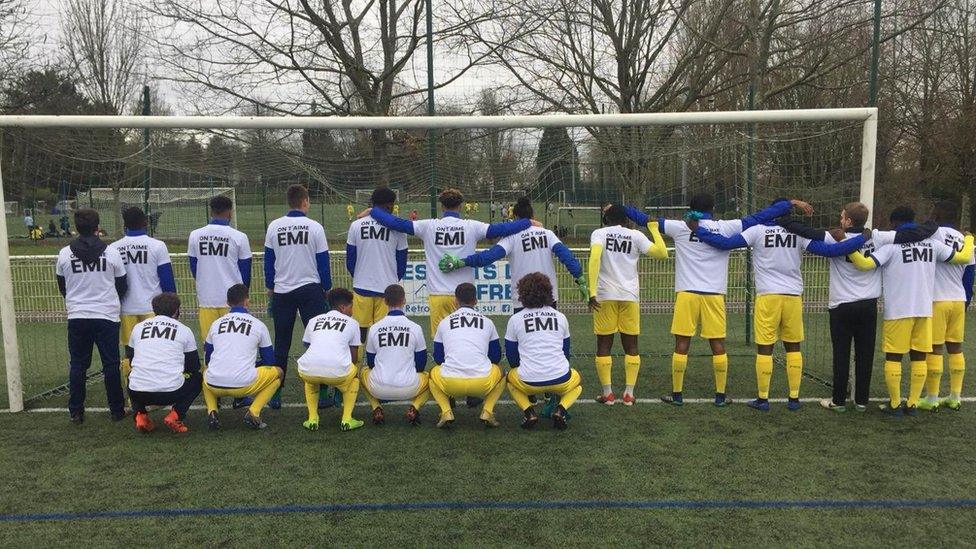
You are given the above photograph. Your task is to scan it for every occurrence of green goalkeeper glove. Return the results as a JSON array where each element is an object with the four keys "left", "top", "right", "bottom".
[
  {"left": 439, "top": 254, "right": 467, "bottom": 273},
  {"left": 575, "top": 275, "right": 590, "bottom": 301}
]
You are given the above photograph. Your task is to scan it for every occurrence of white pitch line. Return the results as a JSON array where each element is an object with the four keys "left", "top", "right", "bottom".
[{"left": 4, "top": 396, "right": 976, "bottom": 414}]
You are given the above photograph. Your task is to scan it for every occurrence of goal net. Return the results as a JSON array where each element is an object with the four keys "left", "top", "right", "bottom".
[
  {"left": 0, "top": 109, "right": 878, "bottom": 411},
  {"left": 4, "top": 201, "right": 16, "bottom": 215}
]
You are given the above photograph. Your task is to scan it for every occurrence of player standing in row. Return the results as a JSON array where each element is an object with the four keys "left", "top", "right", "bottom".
[
  {"left": 264, "top": 184, "right": 332, "bottom": 408},
  {"left": 297, "top": 288, "right": 365, "bottom": 432},
  {"left": 361, "top": 285, "right": 430, "bottom": 425},
  {"left": 56, "top": 208, "right": 129, "bottom": 423},
  {"left": 187, "top": 196, "right": 252, "bottom": 338},
  {"left": 694, "top": 203, "right": 868, "bottom": 411},
  {"left": 111, "top": 207, "right": 176, "bottom": 401},
  {"left": 126, "top": 293, "right": 201, "bottom": 434},
  {"left": 588, "top": 205, "right": 667, "bottom": 406},
  {"left": 368, "top": 188, "right": 540, "bottom": 335},
  {"left": 203, "top": 284, "right": 282, "bottom": 430},
  {"left": 847, "top": 206, "right": 974, "bottom": 415},
  {"left": 430, "top": 283, "right": 506, "bottom": 428},
  {"left": 921, "top": 201, "right": 975, "bottom": 411},
  {"left": 624, "top": 195, "right": 808, "bottom": 407},
  {"left": 439, "top": 196, "right": 588, "bottom": 311},
  {"left": 347, "top": 188, "right": 408, "bottom": 346}
]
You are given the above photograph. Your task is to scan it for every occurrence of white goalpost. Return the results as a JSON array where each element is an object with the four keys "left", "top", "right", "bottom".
[{"left": 0, "top": 108, "right": 879, "bottom": 412}]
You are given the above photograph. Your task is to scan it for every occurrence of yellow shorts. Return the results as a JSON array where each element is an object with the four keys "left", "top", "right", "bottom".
[
  {"left": 506, "top": 368, "right": 582, "bottom": 397},
  {"left": 199, "top": 307, "right": 230, "bottom": 338},
  {"left": 204, "top": 366, "right": 281, "bottom": 399},
  {"left": 671, "top": 292, "right": 726, "bottom": 339},
  {"left": 932, "top": 301, "right": 966, "bottom": 345},
  {"left": 430, "top": 364, "right": 504, "bottom": 398},
  {"left": 299, "top": 365, "right": 359, "bottom": 392},
  {"left": 120, "top": 313, "right": 154, "bottom": 345},
  {"left": 429, "top": 294, "right": 457, "bottom": 334},
  {"left": 593, "top": 300, "right": 640, "bottom": 336},
  {"left": 754, "top": 294, "right": 804, "bottom": 345},
  {"left": 884, "top": 317, "right": 933, "bottom": 354},
  {"left": 352, "top": 294, "right": 388, "bottom": 328}
]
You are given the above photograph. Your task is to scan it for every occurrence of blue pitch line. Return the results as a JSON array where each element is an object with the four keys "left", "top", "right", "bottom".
[{"left": 4, "top": 498, "right": 976, "bottom": 523}]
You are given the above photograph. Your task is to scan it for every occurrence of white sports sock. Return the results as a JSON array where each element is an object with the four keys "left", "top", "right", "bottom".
[
  {"left": 624, "top": 385, "right": 634, "bottom": 395},
  {"left": 602, "top": 384, "right": 612, "bottom": 395}
]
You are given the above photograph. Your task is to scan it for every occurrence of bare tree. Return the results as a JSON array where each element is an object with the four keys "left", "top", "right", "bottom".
[{"left": 0, "top": 0, "right": 31, "bottom": 83}]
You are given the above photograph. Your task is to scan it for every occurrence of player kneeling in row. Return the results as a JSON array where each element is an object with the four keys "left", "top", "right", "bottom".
[
  {"left": 202, "top": 284, "right": 282, "bottom": 430},
  {"left": 361, "top": 284, "right": 431, "bottom": 425},
  {"left": 430, "top": 283, "right": 507, "bottom": 428},
  {"left": 506, "top": 273, "right": 582, "bottom": 430},
  {"left": 126, "top": 293, "right": 201, "bottom": 434},
  {"left": 297, "top": 288, "right": 365, "bottom": 432}
]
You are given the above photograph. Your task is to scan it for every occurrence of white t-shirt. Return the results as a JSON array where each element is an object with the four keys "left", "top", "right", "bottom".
[
  {"left": 365, "top": 313, "right": 426, "bottom": 388},
  {"left": 504, "top": 306, "right": 571, "bottom": 383},
  {"left": 497, "top": 227, "right": 562, "bottom": 307},
  {"left": 590, "top": 225, "right": 652, "bottom": 302},
  {"left": 187, "top": 223, "right": 252, "bottom": 308},
  {"left": 127, "top": 315, "right": 196, "bottom": 392},
  {"left": 55, "top": 244, "right": 126, "bottom": 321},
  {"left": 434, "top": 307, "right": 498, "bottom": 378},
  {"left": 297, "top": 311, "right": 362, "bottom": 378},
  {"left": 662, "top": 218, "right": 744, "bottom": 295},
  {"left": 413, "top": 216, "right": 490, "bottom": 295},
  {"left": 110, "top": 234, "right": 171, "bottom": 315},
  {"left": 264, "top": 214, "right": 329, "bottom": 293},
  {"left": 871, "top": 236, "right": 957, "bottom": 320},
  {"left": 347, "top": 215, "right": 408, "bottom": 294},
  {"left": 933, "top": 226, "right": 974, "bottom": 302},
  {"left": 825, "top": 231, "right": 881, "bottom": 308},
  {"left": 739, "top": 224, "right": 812, "bottom": 296},
  {"left": 204, "top": 311, "right": 273, "bottom": 388}
]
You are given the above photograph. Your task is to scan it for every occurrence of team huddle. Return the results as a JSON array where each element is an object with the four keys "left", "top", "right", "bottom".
[{"left": 55, "top": 184, "right": 974, "bottom": 434}]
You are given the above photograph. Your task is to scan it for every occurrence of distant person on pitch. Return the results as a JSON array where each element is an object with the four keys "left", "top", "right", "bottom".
[
  {"left": 202, "top": 284, "right": 281, "bottom": 430},
  {"left": 55, "top": 208, "right": 128, "bottom": 423},
  {"left": 126, "top": 293, "right": 201, "bottom": 434}
]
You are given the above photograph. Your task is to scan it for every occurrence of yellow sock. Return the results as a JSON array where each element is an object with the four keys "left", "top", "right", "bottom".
[
  {"left": 483, "top": 377, "right": 506, "bottom": 414},
  {"left": 559, "top": 384, "right": 583, "bottom": 410},
  {"left": 884, "top": 360, "right": 902, "bottom": 407},
  {"left": 509, "top": 385, "right": 532, "bottom": 410},
  {"left": 340, "top": 379, "right": 359, "bottom": 423},
  {"left": 250, "top": 379, "right": 281, "bottom": 417},
  {"left": 755, "top": 354, "right": 773, "bottom": 399},
  {"left": 712, "top": 354, "right": 729, "bottom": 394},
  {"left": 595, "top": 356, "right": 613, "bottom": 392},
  {"left": 785, "top": 351, "right": 803, "bottom": 399},
  {"left": 411, "top": 389, "right": 431, "bottom": 410},
  {"left": 303, "top": 381, "right": 319, "bottom": 423},
  {"left": 907, "top": 360, "right": 927, "bottom": 407},
  {"left": 671, "top": 353, "right": 688, "bottom": 393},
  {"left": 428, "top": 376, "right": 453, "bottom": 414},
  {"left": 925, "top": 354, "right": 944, "bottom": 398},
  {"left": 948, "top": 353, "right": 965, "bottom": 399},
  {"left": 624, "top": 355, "right": 641, "bottom": 394},
  {"left": 203, "top": 383, "right": 219, "bottom": 413}
]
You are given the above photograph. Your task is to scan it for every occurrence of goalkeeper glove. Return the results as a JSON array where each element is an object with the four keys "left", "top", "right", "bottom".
[
  {"left": 575, "top": 275, "right": 590, "bottom": 301},
  {"left": 439, "top": 254, "right": 467, "bottom": 273}
]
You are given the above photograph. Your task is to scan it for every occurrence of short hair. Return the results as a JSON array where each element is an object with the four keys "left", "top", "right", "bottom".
[
  {"left": 455, "top": 283, "right": 477, "bottom": 306},
  {"left": 151, "top": 292, "right": 181, "bottom": 317},
  {"left": 287, "top": 184, "right": 310, "bottom": 208},
  {"left": 439, "top": 188, "right": 463, "bottom": 209},
  {"left": 517, "top": 273, "right": 555, "bottom": 309},
  {"left": 843, "top": 202, "right": 869, "bottom": 227},
  {"left": 209, "top": 196, "right": 233, "bottom": 215},
  {"left": 383, "top": 284, "right": 406, "bottom": 308},
  {"left": 327, "top": 288, "right": 354, "bottom": 309},
  {"left": 74, "top": 208, "right": 100, "bottom": 236},
  {"left": 603, "top": 204, "right": 627, "bottom": 226},
  {"left": 932, "top": 199, "right": 960, "bottom": 225},
  {"left": 513, "top": 196, "right": 533, "bottom": 220},
  {"left": 889, "top": 205, "right": 915, "bottom": 225},
  {"left": 688, "top": 192, "right": 715, "bottom": 213},
  {"left": 122, "top": 207, "right": 148, "bottom": 230},
  {"left": 226, "top": 283, "right": 249, "bottom": 307},
  {"left": 371, "top": 187, "right": 397, "bottom": 207}
]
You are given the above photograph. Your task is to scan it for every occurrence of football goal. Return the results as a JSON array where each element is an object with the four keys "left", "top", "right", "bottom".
[{"left": 0, "top": 108, "right": 879, "bottom": 411}]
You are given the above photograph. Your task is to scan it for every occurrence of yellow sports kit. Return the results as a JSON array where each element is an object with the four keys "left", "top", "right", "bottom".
[
  {"left": 429, "top": 364, "right": 506, "bottom": 415},
  {"left": 198, "top": 307, "right": 230, "bottom": 340},
  {"left": 926, "top": 301, "right": 966, "bottom": 402},
  {"left": 119, "top": 313, "right": 154, "bottom": 394},
  {"left": 359, "top": 368, "right": 431, "bottom": 410},
  {"left": 300, "top": 365, "right": 360, "bottom": 425},
  {"left": 932, "top": 300, "right": 965, "bottom": 345},
  {"left": 671, "top": 292, "right": 726, "bottom": 339},
  {"left": 352, "top": 294, "right": 388, "bottom": 328},
  {"left": 593, "top": 300, "right": 640, "bottom": 336},
  {"left": 203, "top": 366, "right": 281, "bottom": 416},
  {"left": 883, "top": 317, "right": 933, "bottom": 354},
  {"left": 507, "top": 368, "right": 583, "bottom": 411},
  {"left": 753, "top": 294, "right": 804, "bottom": 345},
  {"left": 428, "top": 295, "right": 457, "bottom": 334}
]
